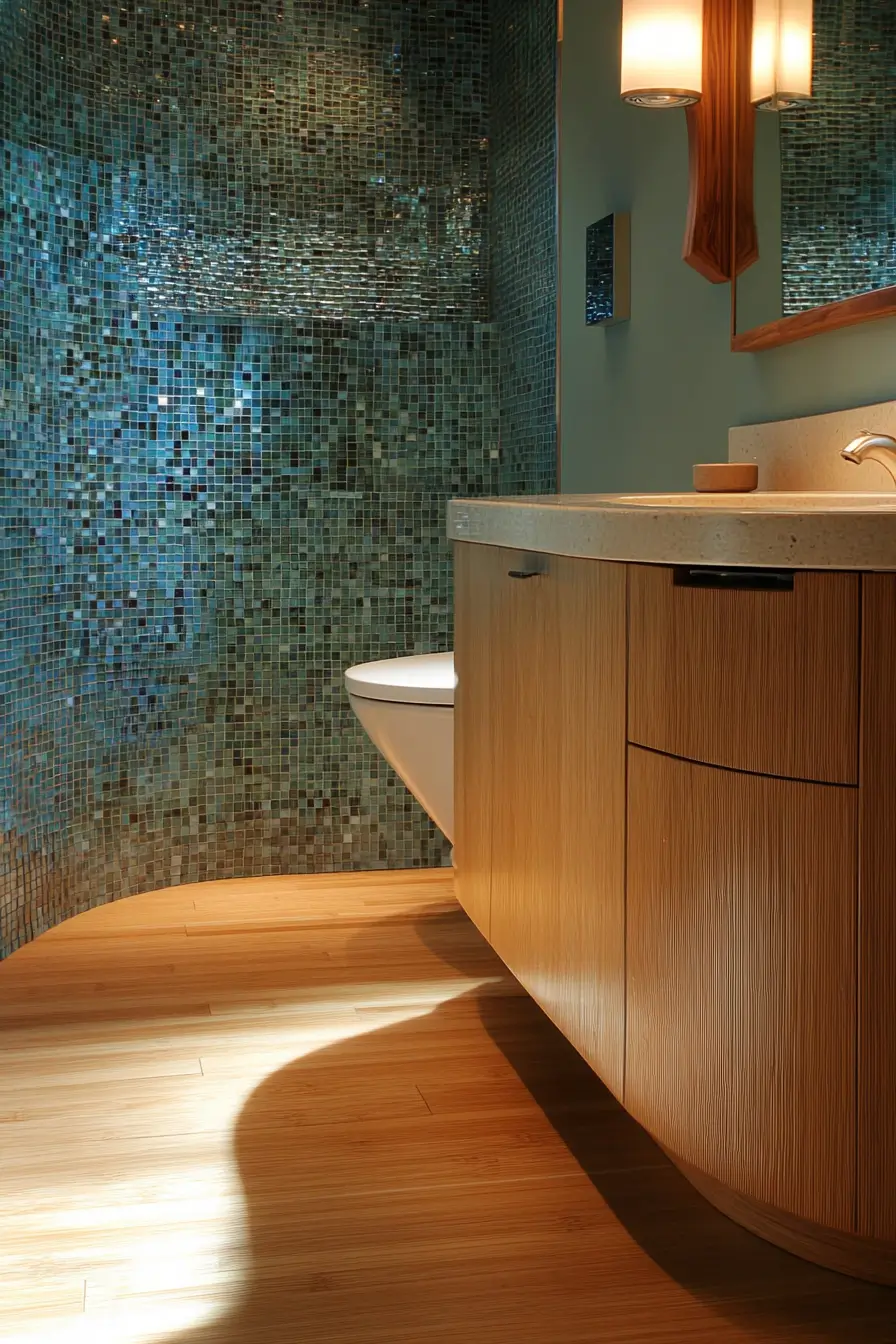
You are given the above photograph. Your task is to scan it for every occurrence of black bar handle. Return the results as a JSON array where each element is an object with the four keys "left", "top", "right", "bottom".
[
  {"left": 674, "top": 566, "right": 794, "bottom": 592},
  {"left": 508, "top": 569, "right": 543, "bottom": 580}
]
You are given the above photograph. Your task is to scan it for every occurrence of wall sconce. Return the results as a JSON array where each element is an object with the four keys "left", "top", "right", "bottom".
[
  {"left": 620, "top": 0, "right": 758, "bottom": 286},
  {"left": 751, "top": 0, "right": 813, "bottom": 109},
  {"left": 620, "top": 0, "right": 704, "bottom": 108}
]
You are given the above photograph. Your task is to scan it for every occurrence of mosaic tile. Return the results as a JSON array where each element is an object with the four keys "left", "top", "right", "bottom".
[
  {"left": 0, "top": 0, "right": 556, "bottom": 957},
  {"left": 780, "top": 0, "right": 896, "bottom": 313},
  {"left": 491, "top": 0, "right": 558, "bottom": 496},
  {"left": 0, "top": 0, "right": 490, "bottom": 320}
]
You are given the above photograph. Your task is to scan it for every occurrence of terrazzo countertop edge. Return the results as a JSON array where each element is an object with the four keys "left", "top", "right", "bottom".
[{"left": 447, "top": 496, "right": 896, "bottom": 572}]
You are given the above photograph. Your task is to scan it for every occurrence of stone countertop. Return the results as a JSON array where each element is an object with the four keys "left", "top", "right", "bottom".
[{"left": 447, "top": 493, "right": 896, "bottom": 572}]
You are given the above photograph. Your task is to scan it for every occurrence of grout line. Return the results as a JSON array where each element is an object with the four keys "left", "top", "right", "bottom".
[
  {"left": 298, "top": 1165, "right": 667, "bottom": 1205},
  {"left": 82, "top": 1279, "right": 87, "bottom": 1313},
  {"left": 415, "top": 1084, "right": 433, "bottom": 1115}
]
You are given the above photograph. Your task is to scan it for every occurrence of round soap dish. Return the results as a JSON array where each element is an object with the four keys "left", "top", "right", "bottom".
[{"left": 693, "top": 462, "right": 759, "bottom": 493}]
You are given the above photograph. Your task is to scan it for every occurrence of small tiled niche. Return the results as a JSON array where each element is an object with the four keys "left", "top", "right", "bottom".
[{"left": 585, "top": 213, "right": 630, "bottom": 328}]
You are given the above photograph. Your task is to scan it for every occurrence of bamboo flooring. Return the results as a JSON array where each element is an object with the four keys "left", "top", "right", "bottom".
[{"left": 1, "top": 870, "right": 895, "bottom": 1343}]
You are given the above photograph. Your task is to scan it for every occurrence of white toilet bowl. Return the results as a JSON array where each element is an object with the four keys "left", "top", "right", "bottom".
[{"left": 345, "top": 652, "right": 455, "bottom": 841}]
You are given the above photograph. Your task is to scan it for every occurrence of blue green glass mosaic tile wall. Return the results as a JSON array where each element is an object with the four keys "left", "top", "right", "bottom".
[
  {"left": 0, "top": 0, "right": 555, "bottom": 956},
  {"left": 491, "top": 0, "right": 557, "bottom": 495},
  {"left": 781, "top": 0, "right": 896, "bottom": 313}
]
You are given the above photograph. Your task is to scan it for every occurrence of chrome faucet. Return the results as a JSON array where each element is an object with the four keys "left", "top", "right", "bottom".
[{"left": 841, "top": 431, "right": 896, "bottom": 485}]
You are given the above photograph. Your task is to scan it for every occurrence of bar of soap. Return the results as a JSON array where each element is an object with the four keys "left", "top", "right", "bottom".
[{"left": 693, "top": 462, "right": 759, "bottom": 493}]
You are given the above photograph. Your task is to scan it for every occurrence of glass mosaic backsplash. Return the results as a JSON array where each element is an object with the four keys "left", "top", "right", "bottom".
[
  {"left": 0, "top": 0, "right": 557, "bottom": 956},
  {"left": 780, "top": 0, "right": 896, "bottom": 312}
]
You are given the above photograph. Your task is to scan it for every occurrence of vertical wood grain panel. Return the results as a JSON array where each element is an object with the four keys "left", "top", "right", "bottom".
[
  {"left": 628, "top": 566, "right": 859, "bottom": 783},
  {"left": 453, "top": 541, "right": 502, "bottom": 939},
  {"left": 626, "top": 747, "right": 856, "bottom": 1230},
  {"left": 489, "top": 555, "right": 628, "bottom": 1099},
  {"left": 858, "top": 573, "right": 896, "bottom": 1238}
]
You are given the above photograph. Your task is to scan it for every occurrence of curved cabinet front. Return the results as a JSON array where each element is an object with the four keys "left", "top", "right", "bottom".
[
  {"left": 625, "top": 747, "right": 857, "bottom": 1231},
  {"left": 454, "top": 541, "right": 896, "bottom": 1284}
]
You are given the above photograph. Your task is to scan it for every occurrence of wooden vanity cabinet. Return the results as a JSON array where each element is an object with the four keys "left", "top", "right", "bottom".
[
  {"left": 454, "top": 542, "right": 627, "bottom": 1097},
  {"left": 455, "top": 541, "right": 896, "bottom": 1282}
]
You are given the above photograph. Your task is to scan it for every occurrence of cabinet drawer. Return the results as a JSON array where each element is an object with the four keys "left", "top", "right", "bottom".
[{"left": 628, "top": 564, "right": 859, "bottom": 783}]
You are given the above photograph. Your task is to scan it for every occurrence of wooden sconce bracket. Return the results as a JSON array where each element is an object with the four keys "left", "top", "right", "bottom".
[{"left": 683, "top": 0, "right": 757, "bottom": 284}]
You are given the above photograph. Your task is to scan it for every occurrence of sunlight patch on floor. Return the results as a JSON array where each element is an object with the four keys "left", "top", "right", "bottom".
[{"left": 1, "top": 973, "right": 498, "bottom": 1344}]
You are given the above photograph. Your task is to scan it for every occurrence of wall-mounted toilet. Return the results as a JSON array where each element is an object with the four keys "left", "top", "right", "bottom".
[{"left": 345, "top": 652, "right": 455, "bottom": 842}]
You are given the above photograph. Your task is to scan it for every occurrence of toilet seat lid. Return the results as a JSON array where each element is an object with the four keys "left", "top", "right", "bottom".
[{"left": 345, "top": 652, "right": 455, "bottom": 706}]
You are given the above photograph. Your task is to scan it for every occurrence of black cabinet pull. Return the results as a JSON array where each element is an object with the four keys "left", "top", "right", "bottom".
[
  {"left": 674, "top": 566, "right": 794, "bottom": 592},
  {"left": 508, "top": 569, "right": 543, "bottom": 580}
]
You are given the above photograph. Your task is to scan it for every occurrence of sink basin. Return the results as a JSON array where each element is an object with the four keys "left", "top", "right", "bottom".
[{"left": 603, "top": 491, "right": 896, "bottom": 511}]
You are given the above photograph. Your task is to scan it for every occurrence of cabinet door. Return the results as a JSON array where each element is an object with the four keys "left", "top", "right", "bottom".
[
  {"left": 453, "top": 540, "right": 506, "bottom": 939},
  {"left": 858, "top": 573, "right": 896, "bottom": 1239},
  {"left": 626, "top": 746, "right": 857, "bottom": 1230},
  {"left": 488, "top": 553, "right": 627, "bottom": 1098}
]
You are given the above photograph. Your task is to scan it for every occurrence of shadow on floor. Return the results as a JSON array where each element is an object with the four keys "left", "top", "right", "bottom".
[{"left": 165, "top": 904, "right": 896, "bottom": 1344}]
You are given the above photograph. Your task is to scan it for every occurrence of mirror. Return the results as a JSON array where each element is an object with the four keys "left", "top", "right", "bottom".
[{"left": 733, "top": 0, "right": 896, "bottom": 351}]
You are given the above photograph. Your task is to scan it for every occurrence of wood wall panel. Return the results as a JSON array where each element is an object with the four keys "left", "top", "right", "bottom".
[
  {"left": 628, "top": 565, "right": 859, "bottom": 783},
  {"left": 487, "top": 554, "right": 628, "bottom": 1099},
  {"left": 858, "top": 573, "right": 896, "bottom": 1239},
  {"left": 626, "top": 747, "right": 856, "bottom": 1230}
]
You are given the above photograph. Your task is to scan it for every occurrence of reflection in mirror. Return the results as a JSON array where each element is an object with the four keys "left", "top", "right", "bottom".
[{"left": 734, "top": 0, "right": 896, "bottom": 347}]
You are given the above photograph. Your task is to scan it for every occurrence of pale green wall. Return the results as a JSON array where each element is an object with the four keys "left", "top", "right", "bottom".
[{"left": 559, "top": 0, "right": 896, "bottom": 493}]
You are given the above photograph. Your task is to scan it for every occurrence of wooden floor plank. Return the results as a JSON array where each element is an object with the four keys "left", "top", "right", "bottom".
[{"left": 2, "top": 870, "right": 895, "bottom": 1344}]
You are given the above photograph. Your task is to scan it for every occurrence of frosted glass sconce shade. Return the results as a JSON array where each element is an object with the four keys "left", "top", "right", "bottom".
[
  {"left": 621, "top": 0, "right": 704, "bottom": 107},
  {"left": 752, "top": 0, "right": 813, "bottom": 109}
]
